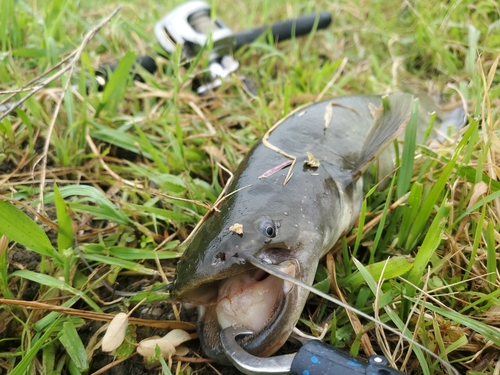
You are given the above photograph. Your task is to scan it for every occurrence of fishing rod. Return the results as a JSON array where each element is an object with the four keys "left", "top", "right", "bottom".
[
  {"left": 0, "top": 1, "right": 331, "bottom": 115},
  {"left": 99, "top": 1, "right": 332, "bottom": 94}
]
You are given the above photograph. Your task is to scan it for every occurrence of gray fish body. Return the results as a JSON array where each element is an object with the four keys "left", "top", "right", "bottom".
[{"left": 173, "top": 95, "right": 415, "bottom": 363}]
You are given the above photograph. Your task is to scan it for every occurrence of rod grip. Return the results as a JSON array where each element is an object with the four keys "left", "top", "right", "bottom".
[
  {"left": 234, "top": 11, "right": 332, "bottom": 49},
  {"left": 95, "top": 55, "right": 157, "bottom": 90}
]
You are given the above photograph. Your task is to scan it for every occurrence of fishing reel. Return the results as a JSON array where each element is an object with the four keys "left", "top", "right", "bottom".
[
  {"left": 1, "top": 1, "right": 331, "bottom": 114},
  {"left": 155, "top": 1, "right": 235, "bottom": 61},
  {"left": 154, "top": 0, "right": 333, "bottom": 95},
  {"left": 154, "top": 0, "right": 239, "bottom": 94}
]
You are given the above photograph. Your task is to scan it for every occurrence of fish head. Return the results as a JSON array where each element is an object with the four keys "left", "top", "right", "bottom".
[{"left": 172, "top": 178, "right": 330, "bottom": 363}]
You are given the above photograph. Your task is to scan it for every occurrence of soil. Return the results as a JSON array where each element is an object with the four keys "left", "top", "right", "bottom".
[
  {"left": 7, "top": 245, "right": 41, "bottom": 301},
  {"left": 2, "top": 244, "right": 244, "bottom": 375},
  {"left": 0, "top": 159, "right": 16, "bottom": 174},
  {"left": 86, "top": 301, "right": 245, "bottom": 375}
]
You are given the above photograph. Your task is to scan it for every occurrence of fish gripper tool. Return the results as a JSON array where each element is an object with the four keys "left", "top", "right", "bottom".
[{"left": 220, "top": 326, "right": 406, "bottom": 375}]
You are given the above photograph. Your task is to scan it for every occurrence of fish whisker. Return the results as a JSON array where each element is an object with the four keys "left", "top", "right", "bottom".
[{"left": 240, "top": 252, "right": 459, "bottom": 375}]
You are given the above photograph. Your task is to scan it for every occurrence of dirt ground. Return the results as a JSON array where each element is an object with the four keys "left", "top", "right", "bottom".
[{"left": 3, "top": 245, "right": 246, "bottom": 374}]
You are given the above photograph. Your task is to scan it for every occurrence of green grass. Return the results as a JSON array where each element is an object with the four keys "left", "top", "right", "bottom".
[{"left": 1, "top": 0, "right": 500, "bottom": 374}]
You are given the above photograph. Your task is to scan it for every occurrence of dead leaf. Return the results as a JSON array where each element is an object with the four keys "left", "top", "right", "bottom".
[
  {"left": 203, "top": 145, "right": 231, "bottom": 169},
  {"left": 368, "top": 102, "right": 379, "bottom": 118},
  {"left": 305, "top": 152, "right": 320, "bottom": 168},
  {"left": 491, "top": 132, "right": 500, "bottom": 153},
  {"left": 229, "top": 223, "right": 243, "bottom": 235},
  {"left": 175, "top": 345, "right": 190, "bottom": 356},
  {"left": 102, "top": 312, "right": 128, "bottom": 352},
  {"left": 258, "top": 160, "right": 293, "bottom": 179},
  {"left": 163, "top": 329, "right": 191, "bottom": 347},
  {"left": 468, "top": 181, "right": 489, "bottom": 209},
  {"left": 0, "top": 236, "right": 7, "bottom": 257},
  {"left": 324, "top": 102, "right": 333, "bottom": 130},
  {"left": 137, "top": 337, "right": 176, "bottom": 359}
]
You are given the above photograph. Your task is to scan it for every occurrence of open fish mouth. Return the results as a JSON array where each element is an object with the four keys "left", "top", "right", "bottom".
[
  {"left": 195, "top": 259, "right": 298, "bottom": 362},
  {"left": 216, "top": 261, "right": 296, "bottom": 332}
]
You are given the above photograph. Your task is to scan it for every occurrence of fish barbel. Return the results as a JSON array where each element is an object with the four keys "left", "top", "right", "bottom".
[{"left": 172, "top": 94, "right": 418, "bottom": 363}]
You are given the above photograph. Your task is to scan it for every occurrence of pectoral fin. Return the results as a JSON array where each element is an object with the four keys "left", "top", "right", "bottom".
[{"left": 351, "top": 94, "right": 414, "bottom": 180}]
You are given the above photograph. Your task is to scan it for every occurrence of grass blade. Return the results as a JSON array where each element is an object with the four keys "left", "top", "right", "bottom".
[
  {"left": 396, "top": 99, "right": 419, "bottom": 199},
  {"left": 0, "top": 235, "right": 14, "bottom": 299},
  {"left": 403, "top": 201, "right": 450, "bottom": 316},
  {"left": 53, "top": 183, "right": 74, "bottom": 252},
  {"left": 126, "top": 203, "right": 196, "bottom": 223},
  {"left": 96, "top": 51, "right": 136, "bottom": 116},
  {"left": 10, "top": 318, "right": 61, "bottom": 375},
  {"left": 11, "top": 270, "right": 102, "bottom": 312},
  {"left": 58, "top": 318, "right": 89, "bottom": 372},
  {"left": 83, "top": 244, "right": 180, "bottom": 260},
  {"left": 406, "top": 121, "right": 476, "bottom": 250},
  {"left": 0, "top": 200, "right": 61, "bottom": 263},
  {"left": 398, "top": 182, "right": 423, "bottom": 248},
  {"left": 340, "top": 256, "right": 414, "bottom": 289},
  {"left": 42, "top": 185, "right": 130, "bottom": 225},
  {"left": 369, "top": 174, "right": 396, "bottom": 261},
  {"left": 485, "top": 220, "right": 497, "bottom": 285},
  {"left": 82, "top": 253, "right": 158, "bottom": 275}
]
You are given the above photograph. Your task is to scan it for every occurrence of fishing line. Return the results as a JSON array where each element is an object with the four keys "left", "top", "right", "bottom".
[{"left": 240, "top": 252, "right": 459, "bottom": 375}]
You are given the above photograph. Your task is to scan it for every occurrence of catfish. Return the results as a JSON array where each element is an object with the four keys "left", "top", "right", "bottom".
[{"left": 171, "top": 94, "right": 433, "bottom": 363}]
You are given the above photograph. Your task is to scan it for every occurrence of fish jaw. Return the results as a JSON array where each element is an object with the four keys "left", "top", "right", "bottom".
[{"left": 196, "top": 254, "right": 319, "bottom": 364}]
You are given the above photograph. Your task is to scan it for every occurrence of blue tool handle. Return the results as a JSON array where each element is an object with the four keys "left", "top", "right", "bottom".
[{"left": 290, "top": 340, "right": 406, "bottom": 375}]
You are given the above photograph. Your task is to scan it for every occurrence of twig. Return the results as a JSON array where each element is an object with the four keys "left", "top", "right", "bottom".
[
  {"left": 315, "top": 57, "right": 348, "bottom": 102},
  {"left": 326, "top": 253, "right": 375, "bottom": 356},
  {"left": 0, "top": 87, "right": 36, "bottom": 95},
  {"left": 91, "top": 353, "right": 138, "bottom": 375},
  {"left": 0, "top": 51, "right": 78, "bottom": 114},
  {"left": 0, "top": 298, "right": 196, "bottom": 330},
  {"left": 261, "top": 104, "right": 310, "bottom": 185},
  {"left": 33, "top": 5, "right": 123, "bottom": 213}
]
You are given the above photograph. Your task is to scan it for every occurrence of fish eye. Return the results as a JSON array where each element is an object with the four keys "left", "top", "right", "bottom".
[{"left": 258, "top": 219, "right": 277, "bottom": 238}]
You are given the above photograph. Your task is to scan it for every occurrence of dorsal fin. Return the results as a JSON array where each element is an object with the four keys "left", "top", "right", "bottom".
[{"left": 351, "top": 93, "right": 414, "bottom": 181}]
